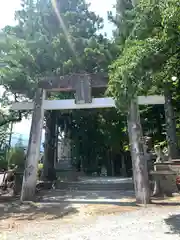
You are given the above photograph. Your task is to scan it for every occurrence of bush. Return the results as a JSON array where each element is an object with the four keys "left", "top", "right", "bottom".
[
  {"left": 6, "top": 147, "right": 43, "bottom": 178},
  {"left": 0, "top": 158, "right": 8, "bottom": 170},
  {"left": 38, "top": 163, "right": 43, "bottom": 179},
  {"left": 7, "top": 147, "right": 25, "bottom": 171}
]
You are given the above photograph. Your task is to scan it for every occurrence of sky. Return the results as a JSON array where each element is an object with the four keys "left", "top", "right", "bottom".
[
  {"left": 0, "top": 0, "right": 116, "bottom": 142},
  {"left": 0, "top": 0, "right": 21, "bottom": 29},
  {"left": 0, "top": 0, "right": 116, "bottom": 33}
]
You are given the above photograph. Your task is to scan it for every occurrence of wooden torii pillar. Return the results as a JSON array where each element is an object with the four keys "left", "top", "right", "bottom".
[
  {"left": 20, "top": 73, "right": 108, "bottom": 201},
  {"left": 21, "top": 89, "right": 46, "bottom": 201}
]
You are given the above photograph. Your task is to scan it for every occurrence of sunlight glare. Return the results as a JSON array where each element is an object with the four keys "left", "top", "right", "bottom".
[{"left": 51, "top": 0, "right": 77, "bottom": 59}]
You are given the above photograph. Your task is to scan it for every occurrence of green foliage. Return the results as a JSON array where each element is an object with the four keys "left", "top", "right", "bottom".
[
  {"left": 64, "top": 108, "right": 129, "bottom": 172},
  {"left": 7, "top": 135, "right": 26, "bottom": 170},
  {"left": 0, "top": 125, "right": 9, "bottom": 149},
  {"left": 0, "top": 115, "right": 10, "bottom": 170},
  {"left": 108, "top": 0, "right": 180, "bottom": 159},
  {"left": 108, "top": 0, "right": 180, "bottom": 110},
  {"left": 37, "top": 163, "right": 43, "bottom": 179},
  {"left": 0, "top": 0, "right": 114, "bottom": 99},
  {"left": 0, "top": 158, "right": 8, "bottom": 170},
  {"left": 108, "top": 0, "right": 134, "bottom": 44},
  {"left": 7, "top": 146, "right": 25, "bottom": 170}
]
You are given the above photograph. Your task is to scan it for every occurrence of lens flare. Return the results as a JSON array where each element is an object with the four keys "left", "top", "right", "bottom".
[{"left": 51, "top": 0, "right": 77, "bottom": 57}]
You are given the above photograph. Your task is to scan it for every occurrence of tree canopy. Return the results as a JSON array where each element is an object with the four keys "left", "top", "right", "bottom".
[
  {"left": 0, "top": 0, "right": 116, "bottom": 98},
  {"left": 109, "top": 0, "right": 180, "bottom": 106},
  {"left": 108, "top": 0, "right": 180, "bottom": 160}
]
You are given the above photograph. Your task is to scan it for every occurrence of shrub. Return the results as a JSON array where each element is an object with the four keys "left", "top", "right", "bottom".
[
  {"left": 7, "top": 147, "right": 25, "bottom": 171},
  {"left": 38, "top": 163, "right": 43, "bottom": 179},
  {"left": 0, "top": 158, "right": 8, "bottom": 170}
]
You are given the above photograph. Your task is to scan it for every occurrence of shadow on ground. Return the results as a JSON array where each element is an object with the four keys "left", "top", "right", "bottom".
[
  {"left": 0, "top": 195, "right": 78, "bottom": 225},
  {"left": 1, "top": 188, "right": 180, "bottom": 231},
  {"left": 152, "top": 202, "right": 180, "bottom": 206},
  {"left": 164, "top": 214, "right": 180, "bottom": 235},
  {"left": 37, "top": 189, "right": 136, "bottom": 204},
  {"left": 0, "top": 189, "right": 138, "bottom": 231},
  {"left": 152, "top": 194, "right": 180, "bottom": 206},
  {"left": 0, "top": 189, "right": 136, "bottom": 223}
]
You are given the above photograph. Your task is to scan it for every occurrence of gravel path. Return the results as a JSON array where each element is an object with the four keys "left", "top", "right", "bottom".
[{"left": 2, "top": 206, "right": 180, "bottom": 240}]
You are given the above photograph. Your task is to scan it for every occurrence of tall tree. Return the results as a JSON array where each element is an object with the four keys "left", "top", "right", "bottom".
[
  {"left": 0, "top": 0, "right": 118, "bottom": 199},
  {"left": 109, "top": 0, "right": 180, "bottom": 202}
]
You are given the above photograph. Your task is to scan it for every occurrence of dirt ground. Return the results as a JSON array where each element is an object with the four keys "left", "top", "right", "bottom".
[
  {"left": 0, "top": 203, "right": 138, "bottom": 231},
  {"left": 0, "top": 191, "right": 180, "bottom": 233}
]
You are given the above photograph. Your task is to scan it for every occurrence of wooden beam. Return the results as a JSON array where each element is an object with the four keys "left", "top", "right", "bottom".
[
  {"left": 11, "top": 102, "right": 34, "bottom": 110},
  {"left": 38, "top": 73, "right": 108, "bottom": 90},
  {"left": 138, "top": 96, "right": 165, "bottom": 105},
  {"left": 20, "top": 88, "right": 45, "bottom": 201},
  {"left": 11, "top": 96, "right": 165, "bottom": 111},
  {"left": 75, "top": 74, "right": 92, "bottom": 104}
]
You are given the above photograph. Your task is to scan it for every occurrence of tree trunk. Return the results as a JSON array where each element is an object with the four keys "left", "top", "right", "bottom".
[
  {"left": 110, "top": 148, "right": 114, "bottom": 176},
  {"left": 43, "top": 111, "right": 57, "bottom": 181},
  {"left": 127, "top": 98, "right": 150, "bottom": 204},
  {"left": 54, "top": 123, "right": 59, "bottom": 166},
  {"left": 121, "top": 154, "right": 127, "bottom": 177},
  {"left": 21, "top": 89, "right": 45, "bottom": 201},
  {"left": 111, "top": 159, "right": 114, "bottom": 177},
  {"left": 164, "top": 85, "right": 179, "bottom": 159}
]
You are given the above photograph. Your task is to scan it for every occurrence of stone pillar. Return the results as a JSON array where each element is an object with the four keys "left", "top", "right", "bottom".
[{"left": 21, "top": 88, "right": 45, "bottom": 201}]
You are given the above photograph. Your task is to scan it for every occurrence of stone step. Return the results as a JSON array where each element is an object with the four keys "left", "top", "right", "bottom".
[
  {"left": 149, "top": 170, "right": 176, "bottom": 175},
  {"left": 155, "top": 164, "right": 180, "bottom": 173},
  {"left": 55, "top": 181, "right": 134, "bottom": 191},
  {"left": 156, "top": 166, "right": 170, "bottom": 170},
  {"left": 171, "top": 159, "right": 180, "bottom": 164}
]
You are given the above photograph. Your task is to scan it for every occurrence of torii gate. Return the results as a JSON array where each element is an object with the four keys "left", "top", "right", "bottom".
[{"left": 11, "top": 73, "right": 165, "bottom": 201}]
